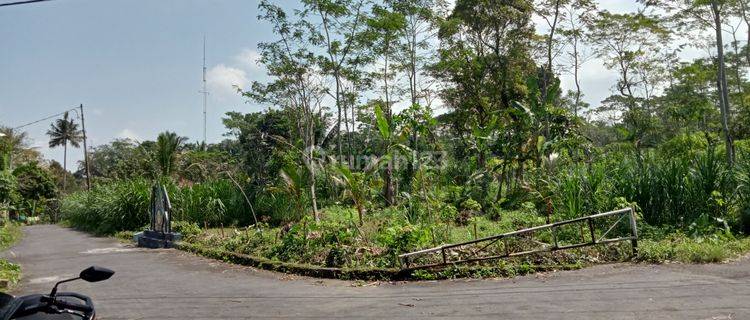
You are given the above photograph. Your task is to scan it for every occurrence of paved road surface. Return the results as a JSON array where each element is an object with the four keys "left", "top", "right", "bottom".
[{"left": 3, "top": 225, "right": 749, "bottom": 319}]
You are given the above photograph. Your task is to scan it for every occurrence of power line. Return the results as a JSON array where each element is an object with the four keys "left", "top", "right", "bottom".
[
  {"left": 12, "top": 107, "right": 78, "bottom": 130},
  {"left": 0, "top": 0, "right": 55, "bottom": 7}
]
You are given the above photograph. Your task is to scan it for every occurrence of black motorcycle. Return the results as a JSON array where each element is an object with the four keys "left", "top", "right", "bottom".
[{"left": 0, "top": 266, "right": 114, "bottom": 320}]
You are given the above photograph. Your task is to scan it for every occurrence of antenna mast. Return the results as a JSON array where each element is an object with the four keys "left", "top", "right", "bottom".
[{"left": 201, "top": 36, "right": 209, "bottom": 150}]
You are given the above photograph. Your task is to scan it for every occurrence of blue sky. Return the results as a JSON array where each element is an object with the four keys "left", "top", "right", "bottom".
[
  {"left": 0, "top": 0, "right": 684, "bottom": 168},
  {"left": 1, "top": 0, "right": 274, "bottom": 165}
]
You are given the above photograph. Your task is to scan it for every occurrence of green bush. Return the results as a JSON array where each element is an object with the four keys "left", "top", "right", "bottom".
[
  {"left": 0, "top": 171, "right": 19, "bottom": 205},
  {"left": 639, "top": 233, "right": 750, "bottom": 263},
  {"left": 172, "top": 221, "right": 201, "bottom": 240},
  {"left": 376, "top": 223, "right": 431, "bottom": 255},
  {"left": 61, "top": 179, "right": 150, "bottom": 235},
  {"left": 0, "top": 259, "right": 20, "bottom": 291}
]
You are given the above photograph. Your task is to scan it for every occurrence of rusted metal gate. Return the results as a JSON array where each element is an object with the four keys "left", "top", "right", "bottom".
[{"left": 399, "top": 207, "right": 638, "bottom": 270}]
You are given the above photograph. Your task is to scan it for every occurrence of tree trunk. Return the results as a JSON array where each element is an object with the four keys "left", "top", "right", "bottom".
[
  {"left": 712, "top": 0, "right": 735, "bottom": 166},
  {"left": 739, "top": 1, "right": 750, "bottom": 67},
  {"left": 63, "top": 142, "right": 67, "bottom": 193},
  {"left": 383, "top": 48, "right": 395, "bottom": 206},
  {"left": 356, "top": 202, "right": 364, "bottom": 225},
  {"left": 541, "top": 0, "right": 561, "bottom": 107},
  {"left": 573, "top": 34, "right": 582, "bottom": 117}
]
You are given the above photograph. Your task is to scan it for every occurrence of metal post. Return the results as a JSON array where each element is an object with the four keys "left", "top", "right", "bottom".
[
  {"left": 441, "top": 247, "right": 447, "bottom": 264},
  {"left": 552, "top": 226, "right": 559, "bottom": 248},
  {"left": 629, "top": 208, "right": 638, "bottom": 255},
  {"left": 79, "top": 104, "right": 92, "bottom": 190},
  {"left": 588, "top": 218, "right": 596, "bottom": 244}
]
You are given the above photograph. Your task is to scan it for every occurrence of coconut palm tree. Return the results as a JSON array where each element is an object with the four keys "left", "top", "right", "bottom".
[
  {"left": 155, "top": 131, "right": 186, "bottom": 177},
  {"left": 47, "top": 112, "right": 82, "bottom": 192}
]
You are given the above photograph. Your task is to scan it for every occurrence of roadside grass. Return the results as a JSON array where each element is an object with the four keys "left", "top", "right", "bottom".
[
  {"left": 72, "top": 204, "right": 750, "bottom": 280},
  {"left": 104, "top": 206, "right": 750, "bottom": 280},
  {"left": 1, "top": 223, "right": 22, "bottom": 291},
  {"left": 638, "top": 233, "right": 750, "bottom": 263},
  {"left": 177, "top": 228, "right": 750, "bottom": 280},
  {"left": 0, "top": 223, "right": 21, "bottom": 251}
]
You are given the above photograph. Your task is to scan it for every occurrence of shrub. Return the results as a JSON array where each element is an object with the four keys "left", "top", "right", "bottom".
[
  {"left": 62, "top": 178, "right": 253, "bottom": 234},
  {"left": 61, "top": 179, "right": 150, "bottom": 235},
  {"left": 172, "top": 221, "right": 201, "bottom": 240},
  {"left": 638, "top": 233, "right": 750, "bottom": 263},
  {"left": 376, "top": 223, "right": 431, "bottom": 255},
  {"left": 0, "top": 171, "right": 18, "bottom": 205}
]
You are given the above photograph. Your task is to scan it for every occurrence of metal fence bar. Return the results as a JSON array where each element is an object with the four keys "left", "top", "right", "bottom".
[
  {"left": 399, "top": 208, "right": 632, "bottom": 260},
  {"left": 399, "top": 207, "right": 638, "bottom": 269},
  {"left": 629, "top": 207, "right": 638, "bottom": 255}
]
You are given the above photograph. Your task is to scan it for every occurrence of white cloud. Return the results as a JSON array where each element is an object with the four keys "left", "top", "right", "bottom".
[
  {"left": 206, "top": 64, "right": 249, "bottom": 101},
  {"left": 234, "top": 48, "right": 262, "bottom": 71},
  {"left": 117, "top": 128, "right": 141, "bottom": 141}
]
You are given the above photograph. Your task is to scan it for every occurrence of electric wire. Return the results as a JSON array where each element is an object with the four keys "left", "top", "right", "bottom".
[
  {"left": 11, "top": 107, "right": 79, "bottom": 130},
  {"left": 0, "top": 0, "right": 55, "bottom": 7}
]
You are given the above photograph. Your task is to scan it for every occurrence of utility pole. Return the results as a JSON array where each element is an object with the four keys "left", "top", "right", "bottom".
[
  {"left": 80, "top": 104, "right": 92, "bottom": 190},
  {"left": 200, "top": 36, "right": 209, "bottom": 151}
]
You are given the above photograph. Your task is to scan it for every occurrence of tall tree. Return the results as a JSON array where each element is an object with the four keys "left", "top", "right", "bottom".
[
  {"left": 431, "top": 0, "right": 545, "bottom": 208},
  {"left": 392, "top": 0, "right": 438, "bottom": 107},
  {"left": 557, "top": 0, "right": 596, "bottom": 116},
  {"left": 588, "top": 10, "right": 670, "bottom": 147},
  {"left": 653, "top": 0, "right": 737, "bottom": 165},
  {"left": 434, "top": 0, "right": 536, "bottom": 176},
  {"left": 365, "top": 4, "right": 407, "bottom": 206},
  {"left": 710, "top": 0, "right": 736, "bottom": 165},
  {"left": 251, "top": 1, "right": 330, "bottom": 220},
  {"left": 302, "top": 0, "right": 367, "bottom": 164},
  {"left": 46, "top": 112, "right": 82, "bottom": 193},
  {"left": 535, "top": 0, "right": 568, "bottom": 108}
]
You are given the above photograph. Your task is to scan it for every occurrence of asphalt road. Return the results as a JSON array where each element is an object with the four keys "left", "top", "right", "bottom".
[{"left": 2, "top": 225, "right": 749, "bottom": 319}]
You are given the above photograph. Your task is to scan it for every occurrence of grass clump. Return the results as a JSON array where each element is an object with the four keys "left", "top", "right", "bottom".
[
  {"left": 638, "top": 233, "right": 750, "bottom": 263},
  {"left": 0, "top": 260, "right": 20, "bottom": 291},
  {"left": 1, "top": 223, "right": 22, "bottom": 291}
]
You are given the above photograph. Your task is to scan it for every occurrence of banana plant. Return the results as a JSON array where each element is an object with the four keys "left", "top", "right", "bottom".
[{"left": 374, "top": 104, "right": 412, "bottom": 206}]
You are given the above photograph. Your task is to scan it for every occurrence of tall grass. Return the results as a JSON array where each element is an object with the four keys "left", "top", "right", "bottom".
[
  {"left": 613, "top": 149, "right": 730, "bottom": 228},
  {"left": 61, "top": 179, "right": 151, "bottom": 235},
  {"left": 734, "top": 153, "right": 750, "bottom": 234},
  {"left": 550, "top": 148, "right": 743, "bottom": 234},
  {"left": 61, "top": 179, "right": 256, "bottom": 234},
  {"left": 551, "top": 163, "right": 616, "bottom": 220}
]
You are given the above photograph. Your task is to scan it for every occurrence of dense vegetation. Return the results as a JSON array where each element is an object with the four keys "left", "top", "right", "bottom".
[
  {"left": 0, "top": 223, "right": 22, "bottom": 290},
  {"left": 5, "top": 0, "right": 750, "bottom": 276}
]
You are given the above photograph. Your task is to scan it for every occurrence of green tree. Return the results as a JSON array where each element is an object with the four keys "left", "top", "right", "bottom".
[
  {"left": 301, "top": 0, "right": 368, "bottom": 161},
  {"left": 1, "top": 127, "right": 40, "bottom": 171},
  {"left": 331, "top": 164, "right": 371, "bottom": 225},
  {"left": 154, "top": 131, "right": 186, "bottom": 178},
  {"left": 84, "top": 139, "right": 155, "bottom": 181},
  {"left": 391, "top": 0, "right": 438, "bottom": 107},
  {"left": 653, "top": 0, "right": 737, "bottom": 165},
  {"left": 365, "top": 4, "right": 407, "bottom": 205},
  {"left": 13, "top": 162, "right": 56, "bottom": 216},
  {"left": 0, "top": 171, "right": 19, "bottom": 211},
  {"left": 588, "top": 10, "right": 670, "bottom": 150},
  {"left": 46, "top": 112, "right": 83, "bottom": 193},
  {"left": 250, "top": 1, "right": 333, "bottom": 220},
  {"left": 557, "top": 0, "right": 596, "bottom": 116},
  {"left": 434, "top": 0, "right": 537, "bottom": 191},
  {"left": 223, "top": 110, "right": 294, "bottom": 189}
]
